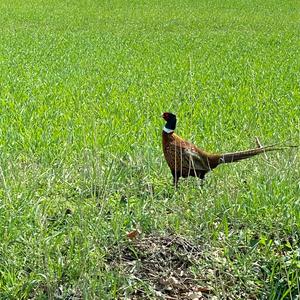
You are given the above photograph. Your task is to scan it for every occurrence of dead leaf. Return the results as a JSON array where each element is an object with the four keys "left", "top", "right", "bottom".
[
  {"left": 194, "top": 286, "right": 211, "bottom": 293},
  {"left": 127, "top": 229, "right": 141, "bottom": 240},
  {"left": 185, "top": 291, "right": 203, "bottom": 299}
]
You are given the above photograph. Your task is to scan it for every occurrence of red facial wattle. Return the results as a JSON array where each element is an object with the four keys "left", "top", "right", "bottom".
[{"left": 162, "top": 112, "right": 169, "bottom": 120}]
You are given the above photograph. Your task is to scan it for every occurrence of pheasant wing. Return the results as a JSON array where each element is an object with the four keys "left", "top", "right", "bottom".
[{"left": 184, "top": 148, "right": 210, "bottom": 171}]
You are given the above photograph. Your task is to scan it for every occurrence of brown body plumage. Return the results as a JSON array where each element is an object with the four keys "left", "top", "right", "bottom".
[{"left": 162, "top": 112, "right": 296, "bottom": 186}]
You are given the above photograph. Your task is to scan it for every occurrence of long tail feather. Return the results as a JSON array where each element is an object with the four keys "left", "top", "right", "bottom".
[{"left": 220, "top": 145, "right": 297, "bottom": 164}]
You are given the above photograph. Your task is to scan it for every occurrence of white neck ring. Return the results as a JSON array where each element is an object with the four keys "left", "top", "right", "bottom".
[{"left": 163, "top": 127, "right": 174, "bottom": 133}]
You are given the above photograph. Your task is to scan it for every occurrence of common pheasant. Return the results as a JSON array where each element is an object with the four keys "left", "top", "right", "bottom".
[{"left": 162, "top": 112, "right": 296, "bottom": 186}]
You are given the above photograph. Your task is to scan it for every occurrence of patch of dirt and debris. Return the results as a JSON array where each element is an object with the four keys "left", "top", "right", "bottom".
[{"left": 107, "top": 234, "right": 212, "bottom": 299}]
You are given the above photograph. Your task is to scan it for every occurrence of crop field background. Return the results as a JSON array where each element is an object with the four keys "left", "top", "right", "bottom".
[{"left": 0, "top": 0, "right": 299, "bottom": 299}]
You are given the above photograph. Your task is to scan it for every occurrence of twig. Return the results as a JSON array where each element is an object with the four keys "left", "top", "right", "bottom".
[{"left": 255, "top": 136, "right": 268, "bottom": 159}]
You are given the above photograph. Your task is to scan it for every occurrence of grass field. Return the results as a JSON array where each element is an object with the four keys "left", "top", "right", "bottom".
[{"left": 0, "top": 0, "right": 299, "bottom": 299}]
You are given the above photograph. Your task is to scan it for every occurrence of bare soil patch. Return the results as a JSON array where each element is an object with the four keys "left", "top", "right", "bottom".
[{"left": 107, "top": 233, "right": 212, "bottom": 299}]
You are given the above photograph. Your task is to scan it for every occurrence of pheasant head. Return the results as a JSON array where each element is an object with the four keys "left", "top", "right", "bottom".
[{"left": 162, "top": 112, "right": 177, "bottom": 133}]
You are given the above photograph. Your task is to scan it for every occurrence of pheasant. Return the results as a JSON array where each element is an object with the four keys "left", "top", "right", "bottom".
[{"left": 162, "top": 112, "right": 296, "bottom": 186}]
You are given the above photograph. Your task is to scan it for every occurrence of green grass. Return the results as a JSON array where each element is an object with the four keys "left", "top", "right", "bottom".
[{"left": 0, "top": 0, "right": 299, "bottom": 298}]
